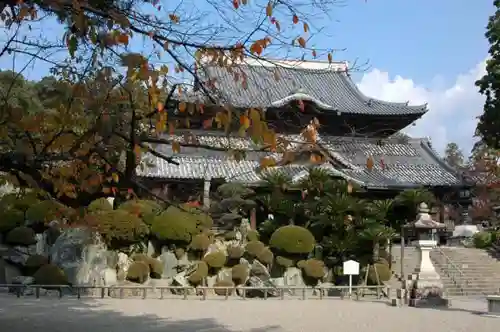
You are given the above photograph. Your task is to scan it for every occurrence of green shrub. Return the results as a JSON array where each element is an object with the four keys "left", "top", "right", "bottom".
[
  {"left": 33, "top": 264, "right": 68, "bottom": 286},
  {"left": 190, "top": 234, "right": 211, "bottom": 251},
  {"left": 214, "top": 280, "right": 234, "bottom": 296},
  {"left": 231, "top": 264, "right": 249, "bottom": 285},
  {"left": 188, "top": 261, "right": 209, "bottom": 286},
  {"left": 5, "top": 226, "right": 36, "bottom": 246},
  {"left": 119, "top": 200, "right": 162, "bottom": 225},
  {"left": 26, "top": 200, "right": 72, "bottom": 224},
  {"left": 276, "top": 256, "right": 294, "bottom": 268},
  {"left": 256, "top": 247, "right": 274, "bottom": 265},
  {"left": 87, "top": 198, "right": 113, "bottom": 213},
  {"left": 126, "top": 261, "right": 150, "bottom": 284},
  {"left": 378, "top": 250, "right": 393, "bottom": 264},
  {"left": 245, "top": 241, "right": 265, "bottom": 257},
  {"left": 275, "top": 256, "right": 294, "bottom": 268},
  {"left": 131, "top": 254, "right": 163, "bottom": 279},
  {"left": 0, "top": 192, "right": 40, "bottom": 212},
  {"left": 24, "top": 254, "right": 48, "bottom": 276},
  {"left": 86, "top": 210, "right": 149, "bottom": 249},
  {"left": 0, "top": 208, "right": 25, "bottom": 234},
  {"left": 151, "top": 206, "right": 208, "bottom": 244},
  {"left": 203, "top": 251, "right": 226, "bottom": 268},
  {"left": 246, "top": 230, "right": 260, "bottom": 242},
  {"left": 367, "top": 263, "right": 391, "bottom": 285},
  {"left": 269, "top": 225, "right": 315, "bottom": 255},
  {"left": 473, "top": 231, "right": 493, "bottom": 249}
]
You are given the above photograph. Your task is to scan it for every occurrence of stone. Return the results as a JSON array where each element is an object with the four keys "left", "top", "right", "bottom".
[
  {"left": 250, "top": 259, "right": 270, "bottom": 278},
  {"left": 243, "top": 276, "right": 279, "bottom": 298},
  {"left": 487, "top": 295, "right": 500, "bottom": 316},
  {"left": 0, "top": 258, "right": 21, "bottom": 284},
  {"left": 9, "top": 276, "right": 35, "bottom": 295},
  {"left": 2, "top": 247, "right": 30, "bottom": 266},
  {"left": 147, "top": 241, "right": 155, "bottom": 256},
  {"left": 50, "top": 228, "right": 117, "bottom": 287},
  {"left": 159, "top": 251, "right": 178, "bottom": 278},
  {"left": 217, "top": 267, "right": 232, "bottom": 282},
  {"left": 117, "top": 252, "right": 132, "bottom": 280}
]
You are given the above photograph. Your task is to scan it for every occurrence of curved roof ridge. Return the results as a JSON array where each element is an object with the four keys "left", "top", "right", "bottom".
[{"left": 338, "top": 71, "right": 428, "bottom": 112}]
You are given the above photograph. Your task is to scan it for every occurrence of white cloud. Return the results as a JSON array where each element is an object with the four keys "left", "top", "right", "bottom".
[{"left": 356, "top": 60, "right": 487, "bottom": 156}]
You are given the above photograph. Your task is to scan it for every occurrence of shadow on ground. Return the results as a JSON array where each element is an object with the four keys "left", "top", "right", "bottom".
[{"left": 0, "top": 296, "right": 283, "bottom": 332}]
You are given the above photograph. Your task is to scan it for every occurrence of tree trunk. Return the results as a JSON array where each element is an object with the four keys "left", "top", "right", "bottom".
[{"left": 373, "top": 241, "right": 380, "bottom": 263}]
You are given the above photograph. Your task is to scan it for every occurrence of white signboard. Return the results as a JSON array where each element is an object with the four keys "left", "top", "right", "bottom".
[{"left": 343, "top": 260, "right": 360, "bottom": 275}]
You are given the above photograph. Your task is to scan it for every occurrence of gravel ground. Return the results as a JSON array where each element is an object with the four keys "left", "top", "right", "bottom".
[{"left": 0, "top": 295, "right": 498, "bottom": 332}]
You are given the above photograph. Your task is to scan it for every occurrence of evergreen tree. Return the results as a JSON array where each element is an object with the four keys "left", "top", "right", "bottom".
[
  {"left": 476, "top": 0, "right": 500, "bottom": 149},
  {"left": 444, "top": 142, "right": 464, "bottom": 169}
]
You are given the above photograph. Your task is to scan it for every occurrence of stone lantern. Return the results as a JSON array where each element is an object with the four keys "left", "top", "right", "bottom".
[{"left": 408, "top": 202, "right": 448, "bottom": 307}]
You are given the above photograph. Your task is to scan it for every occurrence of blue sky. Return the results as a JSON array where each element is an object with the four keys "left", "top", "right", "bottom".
[{"left": 0, "top": 0, "right": 493, "bottom": 155}]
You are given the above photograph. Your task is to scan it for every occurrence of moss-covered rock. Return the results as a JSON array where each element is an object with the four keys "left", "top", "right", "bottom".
[
  {"left": 33, "top": 264, "right": 68, "bottom": 286},
  {"left": 26, "top": 200, "right": 72, "bottom": 224},
  {"left": 367, "top": 262, "right": 391, "bottom": 285},
  {"left": 245, "top": 241, "right": 265, "bottom": 257},
  {"left": 86, "top": 210, "right": 149, "bottom": 249},
  {"left": 214, "top": 280, "right": 234, "bottom": 296},
  {"left": 203, "top": 251, "right": 227, "bottom": 269},
  {"left": 269, "top": 225, "right": 315, "bottom": 255},
  {"left": 188, "top": 261, "right": 209, "bottom": 286},
  {"left": 126, "top": 261, "right": 150, "bottom": 284},
  {"left": 246, "top": 230, "right": 260, "bottom": 242},
  {"left": 151, "top": 206, "right": 211, "bottom": 244},
  {"left": 190, "top": 234, "right": 211, "bottom": 251},
  {"left": 275, "top": 256, "right": 294, "bottom": 268},
  {"left": 256, "top": 247, "right": 274, "bottom": 265},
  {"left": 231, "top": 264, "right": 249, "bottom": 285},
  {"left": 0, "top": 208, "right": 25, "bottom": 234},
  {"left": 119, "top": 200, "right": 162, "bottom": 225},
  {"left": 87, "top": 198, "right": 113, "bottom": 213},
  {"left": 24, "top": 254, "right": 48, "bottom": 276},
  {"left": 5, "top": 226, "right": 36, "bottom": 246}
]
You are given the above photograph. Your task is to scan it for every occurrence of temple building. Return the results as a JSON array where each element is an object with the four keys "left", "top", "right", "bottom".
[{"left": 136, "top": 58, "right": 472, "bottom": 223}]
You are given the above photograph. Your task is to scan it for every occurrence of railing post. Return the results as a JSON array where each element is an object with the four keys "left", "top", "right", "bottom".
[
  {"left": 160, "top": 288, "right": 164, "bottom": 299},
  {"left": 35, "top": 287, "right": 40, "bottom": 299}
]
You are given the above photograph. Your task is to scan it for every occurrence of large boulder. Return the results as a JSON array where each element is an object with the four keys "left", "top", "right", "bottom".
[
  {"left": 0, "top": 257, "right": 21, "bottom": 284},
  {"left": 49, "top": 228, "right": 117, "bottom": 286}
]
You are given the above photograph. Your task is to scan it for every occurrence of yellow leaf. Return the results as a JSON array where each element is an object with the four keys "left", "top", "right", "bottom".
[
  {"left": 163, "top": 41, "right": 169, "bottom": 50},
  {"left": 293, "top": 14, "right": 299, "bottom": 24},
  {"left": 102, "top": 187, "right": 111, "bottom": 194},
  {"left": 366, "top": 156, "right": 374, "bottom": 170},
  {"left": 178, "top": 102, "right": 187, "bottom": 112},
  {"left": 328, "top": 52, "right": 333, "bottom": 64},
  {"left": 260, "top": 156, "right": 276, "bottom": 169},
  {"left": 347, "top": 182, "right": 353, "bottom": 193},
  {"left": 240, "top": 114, "right": 250, "bottom": 129},
  {"left": 266, "top": 2, "right": 273, "bottom": 17},
  {"left": 310, "top": 153, "right": 323, "bottom": 164},
  {"left": 172, "top": 141, "right": 181, "bottom": 153},
  {"left": 303, "top": 23, "right": 309, "bottom": 33},
  {"left": 112, "top": 173, "right": 119, "bottom": 183},
  {"left": 297, "top": 37, "right": 306, "bottom": 48},
  {"left": 133, "top": 144, "right": 141, "bottom": 159}
]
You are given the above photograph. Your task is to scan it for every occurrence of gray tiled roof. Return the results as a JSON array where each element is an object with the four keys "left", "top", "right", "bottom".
[
  {"left": 137, "top": 132, "right": 462, "bottom": 188},
  {"left": 195, "top": 64, "right": 428, "bottom": 115}
]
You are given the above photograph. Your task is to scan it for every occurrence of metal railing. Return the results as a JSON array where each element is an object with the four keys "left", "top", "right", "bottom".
[
  {"left": 0, "top": 284, "right": 390, "bottom": 301},
  {"left": 433, "top": 247, "right": 469, "bottom": 295}
]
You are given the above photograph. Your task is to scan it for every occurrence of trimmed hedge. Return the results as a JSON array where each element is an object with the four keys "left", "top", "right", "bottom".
[
  {"left": 245, "top": 241, "right": 265, "bottom": 257},
  {"left": 24, "top": 254, "right": 48, "bottom": 276},
  {"left": 269, "top": 225, "right": 315, "bottom": 255},
  {"left": 33, "top": 264, "right": 68, "bottom": 286},
  {"left": 0, "top": 209, "right": 25, "bottom": 234},
  {"left": 188, "top": 261, "right": 209, "bottom": 286},
  {"left": 203, "top": 251, "right": 227, "bottom": 268},
  {"left": 131, "top": 254, "right": 163, "bottom": 279},
  {"left": 190, "top": 234, "right": 211, "bottom": 251},
  {"left": 473, "top": 231, "right": 493, "bottom": 249},
  {"left": 214, "top": 280, "right": 234, "bottom": 296},
  {"left": 367, "top": 263, "right": 391, "bottom": 285},
  {"left": 256, "top": 247, "right": 274, "bottom": 265},
  {"left": 275, "top": 256, "right": 294, "bottom": 268},
  {"left": 87, "top": 210, "right": 149, "bottom": 249},
  {"left": 5, "top": 226, "right": 36, "bottom": 246},
  {"left": 246, "top": 230, "right": 260, "bottom": 242},
  {"left": 26, "top": 200, "right": 72, "bottom": 224},
  {"left": 231, "top": 264, "right": 249, "bottom": 285},
  {"left": 127, "top": 261, "right": 150, "bottom": 283},
  {"left": 119, "top": 200, "right": 162, "bottom": 225},
  {"left": 87, "top": 198, "right": 113, "bottom": 213}
]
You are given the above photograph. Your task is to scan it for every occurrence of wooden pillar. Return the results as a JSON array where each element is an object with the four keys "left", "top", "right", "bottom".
[
  {"left": 250, "top": 208, "right": 256, "bottom": 230},
  {"left": 203, "top": 178, "right": 211, "bottom": 208}
]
